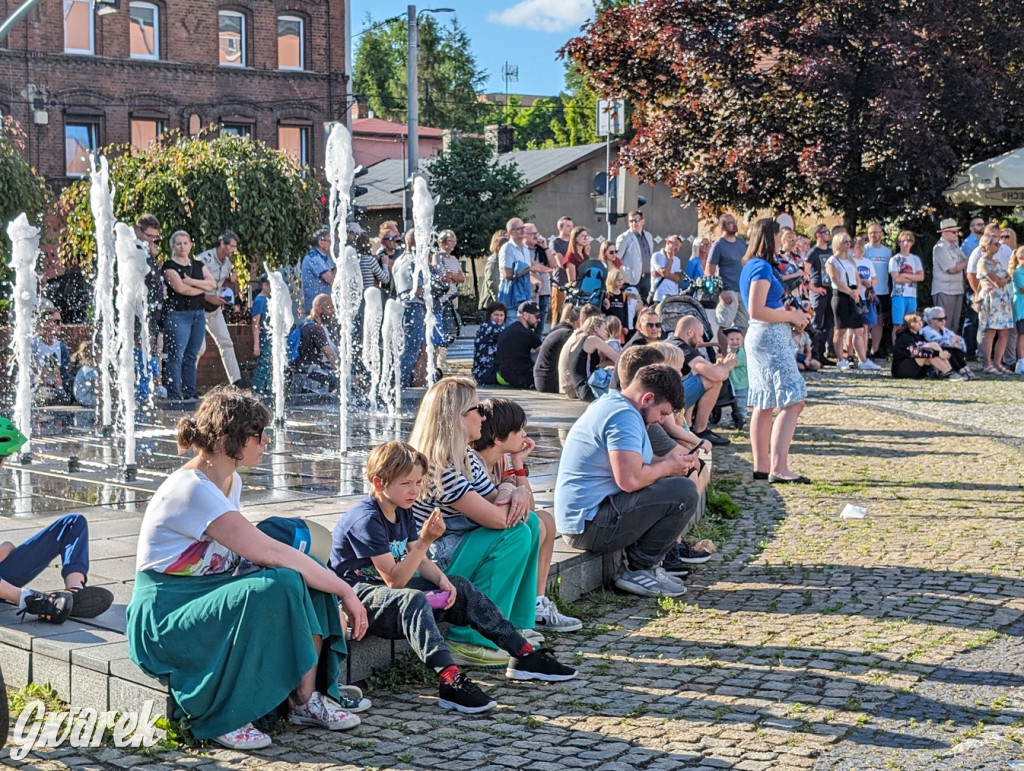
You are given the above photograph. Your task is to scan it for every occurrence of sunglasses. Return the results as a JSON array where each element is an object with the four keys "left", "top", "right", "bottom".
[
  {"left": 629, "top": 218, "right": 643, "bottom": 224},
  {"left": 644, "top": 322, "right": 662, "bottom": 329},
  {"left": 999, "top": 235, "right": 1011, "bottom": 240},
  {"left": 931, "top": 317, "right": 946, "bottom": 321},
  {"left": 462, "top": 405, "right": 482, "bottom": 416}
]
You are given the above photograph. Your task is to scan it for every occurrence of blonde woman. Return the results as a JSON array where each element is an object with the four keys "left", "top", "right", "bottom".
[
  {"left": 409, "top": 378, "right": 543, "bottom": 667},
  {"left": 563, "top": 315, "right": 619, "bottom": 401},
  {"left": 975, "top": 234, "right": 1014, "bottom": 374},
  {"left": 826, "top": 233, "right": 862, "bottom": 369}
]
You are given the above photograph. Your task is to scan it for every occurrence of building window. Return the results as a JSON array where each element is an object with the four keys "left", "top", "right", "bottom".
[
  {"left": 65, "top": 121, "right": 99, "bottom": 176},
  {"left": 278, "top": 125, "right": 308, "bottom": 166},
  {"left": 64, "top": 0, "right": 94, "bottom": 55},
  {"left": 129, "top": 3, "right": 159, "bottom": 59},
  {"left": 221, "top": 123, "right": 252, "bottom": 138},
  {"left": 278, "top": 16, "right": 304, "bottom": 70},
  {"left": 219, "top": 11, "right": 245, "bottom": 67},
  {"left": 131, "top": 118, "right": 163, "bottom": 152}
]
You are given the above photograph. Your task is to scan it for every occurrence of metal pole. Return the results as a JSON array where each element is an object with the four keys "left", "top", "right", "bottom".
[
  {"left": 406, "top": 4, "right": 418, "bottom": 228},
  {"left": 606, "top": 127, "right": 613, "bottom": 243},
  {"left": 343, "top": 0, "right": 352, "bottom": 129},
  {"left": 0, "top": 0, "right": 42, "bottom": 43}
]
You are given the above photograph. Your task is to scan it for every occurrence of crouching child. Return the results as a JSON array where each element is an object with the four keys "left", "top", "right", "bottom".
[{"left": 328, "top": 441, "right": 577, "bottom": 714}]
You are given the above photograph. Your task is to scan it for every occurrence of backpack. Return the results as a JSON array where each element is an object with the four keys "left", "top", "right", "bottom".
[{"left": 287, "top": 319, "right": 313, "bottom": 364}]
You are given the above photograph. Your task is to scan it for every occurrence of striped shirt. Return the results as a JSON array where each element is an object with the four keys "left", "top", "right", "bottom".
[{"left": 359, "top": 252, "right": 389, "bottom": 290}]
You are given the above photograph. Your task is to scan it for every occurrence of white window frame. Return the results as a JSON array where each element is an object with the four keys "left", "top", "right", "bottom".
[
  {"left": 218, "top": 10, "right": 246, "bottom": 68},
  {"left": 277, "top": 15, "right": 304, "bottom": 71},
  {"left": 129, "top": 2, "right": 160, "bottom": 60},
  {"left": 64, "top": 0, "right": 95, "bottom": 55}
]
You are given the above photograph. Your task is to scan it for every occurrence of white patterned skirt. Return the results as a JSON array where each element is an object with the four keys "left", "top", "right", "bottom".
[{"left": 746, "top": 320, "right": 807, "bottom": 410}]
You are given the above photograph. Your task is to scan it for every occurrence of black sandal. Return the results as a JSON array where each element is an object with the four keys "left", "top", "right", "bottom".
[{"left": 768, "top": 474, "right": 811, "bottom": 484}]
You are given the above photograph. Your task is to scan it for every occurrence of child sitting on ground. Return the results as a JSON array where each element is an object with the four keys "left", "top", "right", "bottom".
[
  {"left": 724, "top": 327, "right": 748, "bottom": 430},
  {"left": 793, "top": 328, "right": 821, "bottom": 372},
  {"left": 328, "top": 441, "right": 577, "bottom": 715},
  {"left": 604, "top": 316, "right": 623, "bottom": 353}
]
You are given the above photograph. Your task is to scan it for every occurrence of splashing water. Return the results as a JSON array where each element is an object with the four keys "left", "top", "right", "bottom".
[
  {"left": 379, "top": 298, "right": 405, "bottom": 414},
  {"left": 89, "top": 154, "right": 117, "bottom": 428},
  {"left": 6, "top": 213, "right": 40, "bottom": 456},
  {"left": 113, "top": 222, "right": 151, "bottom": 467},
  {"left": 361, "top": 288, "right": 383, "bottom": 408},
  {"left": 264, "top": 264, "right": 294, "bottom": 423},
  {"left": 412, "top": 176, "right": 437, "bottom": 387}
]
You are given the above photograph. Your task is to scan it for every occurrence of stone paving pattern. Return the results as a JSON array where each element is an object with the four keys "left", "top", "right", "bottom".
[{"left": 4, "top": 368, "right": 1024, "bottom": 770}]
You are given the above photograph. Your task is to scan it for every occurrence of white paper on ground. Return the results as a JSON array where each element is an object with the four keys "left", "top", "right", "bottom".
[{"left": 840, "top": 504, "right": 867, "bottom": 519}]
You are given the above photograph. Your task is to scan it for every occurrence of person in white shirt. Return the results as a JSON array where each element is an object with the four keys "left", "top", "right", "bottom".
[
  {"left": 888, "top": 230, "right": 925, "bottom": 344},
  {"left": 197, "top": 230, "right": 242, "bottom": 386},
  {"left": 650, "top": 235, "right": 684, "bottom": 303}
]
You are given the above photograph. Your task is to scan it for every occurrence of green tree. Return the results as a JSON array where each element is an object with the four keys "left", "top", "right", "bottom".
[
  {"left": 56, "top": 131, "right": 321, "bottom": 274},
  {"left": 498, "top": 95, "right": 564, "bottom": 150},
  {"left": 353, "top": 15, "right": 489, "bottom": 132},
  {"left": 564, "top": 0, "right": 1024, "bottom": 228},
  {"left": 429, "top": 137, "right": 527, "bottom": 259},
  {"left": 0, "top": 117, "right": 51, "bottom": 316},
  {"left": 552, "top": 64, "right": 599, "bottom": 148}
]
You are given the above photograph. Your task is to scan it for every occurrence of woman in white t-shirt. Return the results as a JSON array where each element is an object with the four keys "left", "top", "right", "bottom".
[
  {"left": 126, "top": 389, "right": 369, "bottom": 751},
  {"left": 888, "top": 230, "right": 925, "bottom": 343}
]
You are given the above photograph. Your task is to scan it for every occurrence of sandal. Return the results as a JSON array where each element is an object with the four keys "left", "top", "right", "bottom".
[
  {"left": 982, "top": 365, "right": 1000, "bottom": 375},
  {"left": 214, "top": 723, "right": 272, "bottom": 750}
]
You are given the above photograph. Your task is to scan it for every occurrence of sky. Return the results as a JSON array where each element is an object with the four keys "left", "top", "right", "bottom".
[{"left": 348, "top": 0, "right": 596, "bottom": 97}]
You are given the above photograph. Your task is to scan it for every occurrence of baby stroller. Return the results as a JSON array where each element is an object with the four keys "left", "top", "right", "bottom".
[
  {"left": 655, "top": 291, "right": 736, "bottom": 427},
  {"left": 561, "top": 259, "right": 607, "bottom": 309}
]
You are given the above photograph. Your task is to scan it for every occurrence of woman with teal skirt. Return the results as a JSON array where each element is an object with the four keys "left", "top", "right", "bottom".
[
  {"left": 126, "top": 388, "right": 368, "bottom": 751},
  {"left": 409, "top": 378, "right": 543, "bottom": 667}
]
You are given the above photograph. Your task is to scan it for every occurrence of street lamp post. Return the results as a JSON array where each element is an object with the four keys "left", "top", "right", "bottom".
[{"left": 405, "top": 5, "right": 453, "bottom": 228}]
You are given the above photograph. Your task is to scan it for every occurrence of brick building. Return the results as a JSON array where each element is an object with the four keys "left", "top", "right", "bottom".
[{"left": 0, "top": 0, "right": 348, "bottom": 189}]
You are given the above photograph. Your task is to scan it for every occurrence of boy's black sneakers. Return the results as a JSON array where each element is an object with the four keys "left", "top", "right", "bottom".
[
  {"left": 17, "top": 590, "right": 73, "bottom": 624},
  {"left": 68, "top": 585, "right": 114, "bottom": 618},
  {"left": 506, "top": 648, "right": 577, "bottom": 682},
  {"left": 663, "top": 542, "right": 713, "bottom": 569},
  {"left": 438, "top": 673, "right": 497, "bottom": 714}
]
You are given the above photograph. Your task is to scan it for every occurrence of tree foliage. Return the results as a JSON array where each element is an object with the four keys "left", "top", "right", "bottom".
[
  {"left": 57, "top": 131, "right": 321, "bottom": 274},
  {"left": 563, "top": 0, "right": 1024, "bottom": 228},
  {"left": 428, "top": 138, "right": 527, "bottom": 258},
  {"left": 0, "top": 117, "right": 51, "bottom": 300},
  {"left": 353, "top": 15, "right": 490, "bottom": 132}
]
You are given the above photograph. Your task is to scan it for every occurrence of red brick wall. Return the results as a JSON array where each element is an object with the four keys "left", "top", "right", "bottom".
[{"left": 0, "top": 0, "right": 346, "bottom": 186}]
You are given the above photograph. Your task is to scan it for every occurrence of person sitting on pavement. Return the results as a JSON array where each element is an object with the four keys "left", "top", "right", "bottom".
[
  {"left": 920, "top": 306, "right": 975, "bottom": 379},
  {"left": 891, "top": 312, "right": 959, "bottom": 380},
  {"left": 31, "top": 300, "right": 74, "bottom": 406},
  {"left": 793, "top": 327, "right": 821, "bottom": 372},
  {"left": 409, "top": 378, "right": 546, "bottom": 667},
  {"left": 554, "top": 364, "right": 702, "bottom": 598},
  {"left": 293, "top": 293, "right": 339, "bottom": 394},
  {"left": 558, "top": 304, "right": 607, "bottom": 395},
  {"left": 622, "top": 307, "right": 663, "bottom": 351},
  {"left": 495, "top": 301, "right": 543, "bottom": 389},
  {"left": 472, "top": 302, "right": 507, "bottom": 385},
  {"left": 328, "top": 441, "right": 575, "bottom": 715},
  {"left": 562, "top": 315, "right": 620, "bottom": 402},
  {"left": 615, "top": 347, "right": 713, "bottom": 508},
  {"left": 126, "top": 388, "right": 368, "bottom": 751},
  {"left": 666, "top": 315, "right": 735, "bottom": 446},
  {"left": 0, "top": 419, "right": 114, "bottom": 624},
  {"left": 533, "top": 304, "right": 580, "bottom": 393},
  {"left": 470, "top": 399, "right": 583, "bottom": 634}
]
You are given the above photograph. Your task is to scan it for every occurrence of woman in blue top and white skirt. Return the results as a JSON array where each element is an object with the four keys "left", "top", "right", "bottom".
[{"left": 739, "top": 219, "right": 813, "bottom": 484}]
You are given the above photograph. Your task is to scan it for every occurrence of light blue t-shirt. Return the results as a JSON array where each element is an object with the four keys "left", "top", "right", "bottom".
[
  {"left": 554, "top": 390, "right": 652, "bottom": 534},
  {"left": 864, "top": 245, "right": 893, "bottom": 295},
  {"left": 301, "top": 247, "right": 335, "bottom": 314},
  {"left": 1014, "top": 268, "right": 1024, "bottom": 322}
]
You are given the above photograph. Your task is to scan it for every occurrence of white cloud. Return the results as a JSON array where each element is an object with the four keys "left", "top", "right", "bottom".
[{"left": 487, "top": 0, "right": 592, "bottom": 34}]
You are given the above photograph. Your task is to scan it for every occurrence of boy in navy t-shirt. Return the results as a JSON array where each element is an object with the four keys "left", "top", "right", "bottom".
[{"left": 329, "top": 441, "right": 576, "bottom": 714}]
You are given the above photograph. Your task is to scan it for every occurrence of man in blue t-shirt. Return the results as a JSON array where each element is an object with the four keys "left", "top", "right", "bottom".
[
  {"left": 864, "top": 223, "right": 893, "bottom": 357},
  {"left": 707, "top": 213, "right": 749, "bottom": 352},
  {"left": 329, "top": 441, "right": 576, "bottom": 715},
  {"left": 301, "top": 226, "right": 335, "bottom": 315},
  {"left": 554, "top": 365, "right": 701, "bottom": 599}
]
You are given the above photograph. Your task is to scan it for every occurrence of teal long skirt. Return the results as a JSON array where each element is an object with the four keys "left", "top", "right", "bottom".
[{"left": 126, "top": 568, "right": 347, "bottom": 739}]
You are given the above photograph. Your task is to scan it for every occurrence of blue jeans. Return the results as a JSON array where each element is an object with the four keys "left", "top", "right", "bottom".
[
  {"left": 0, "top": 514, "right": 90, "bottom": 588},
  {"left": 164, "top": 309, "right": 206, "bottom": 398},
  {"left": 400, "top": 303, "right": 426, "bottom": 387}
]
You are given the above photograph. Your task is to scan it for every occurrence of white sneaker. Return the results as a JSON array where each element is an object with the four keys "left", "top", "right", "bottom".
[
  {"left": 521, "top": 628, "right": 546, "bottom": 645},
  {"left": 859, "top": 359, "right": 882, "bottom": 371},
  {"left": 535, "top": 595, "right": 583, "bottom": 632},
  {"left": 836, "top": 360, "right": 850, "bottom": 371},
  {"left": 289, "top": 691, "right": 361, "bottom": 731},
  {"left": 653, "top": 566, "right": 688, "bottom": 595}
]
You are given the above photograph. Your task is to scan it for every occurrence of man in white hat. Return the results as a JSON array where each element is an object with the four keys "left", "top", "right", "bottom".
[{"left": 931, "top": 218, "right": 969, "bottom": 335}]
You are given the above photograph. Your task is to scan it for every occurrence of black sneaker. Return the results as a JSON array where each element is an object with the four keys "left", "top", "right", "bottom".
[
  {"left": 665, "top": 542, "right": 713, "bottom": 566},
  {"left": 68, "top": 586, "right": 114, "bottom": 618},
  {"left": 506, "top": 648, "right": 577, "bottom": 682},
  {"left": 438, "top": 673, "right": 497, "bottom": 714},
  {"left": 18, "top": 590, "right": 73, "bottom": 624},
  {"left": 697, "top": 429, "right": 730, "bottom": 446}
]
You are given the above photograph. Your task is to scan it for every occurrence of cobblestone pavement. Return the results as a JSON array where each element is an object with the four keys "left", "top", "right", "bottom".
[{"left": 5, "top": 369, "right": 1024, "bottom": 770}]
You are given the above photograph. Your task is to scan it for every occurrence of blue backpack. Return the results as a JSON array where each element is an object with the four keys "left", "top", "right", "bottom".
[{"left": 287, "top": 320, "right": 313, "bottom": 364}]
